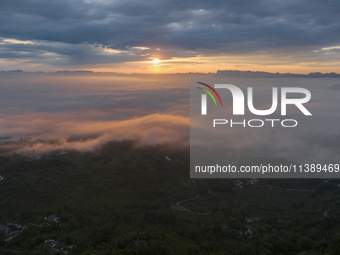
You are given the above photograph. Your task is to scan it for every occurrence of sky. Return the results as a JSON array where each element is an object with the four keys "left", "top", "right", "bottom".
[
  {"left": 1, "top": 0, "right": 340, "bottom": 159},
  {"left": 0, "top": 0, "right": 340, "bottom": 73}
]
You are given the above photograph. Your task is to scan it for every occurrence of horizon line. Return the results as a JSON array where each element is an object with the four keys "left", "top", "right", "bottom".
[{"left": 1, "top": 69, "right": 340, "bottom": 76}]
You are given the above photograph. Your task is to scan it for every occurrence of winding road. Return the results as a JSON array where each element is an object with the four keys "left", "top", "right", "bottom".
[{"left": 173, "top": 194, "right": 212, "bottom": 215}]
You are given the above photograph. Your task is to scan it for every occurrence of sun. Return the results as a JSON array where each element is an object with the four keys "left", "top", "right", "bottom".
[{"left": 152, "top": 58, "right": 161, "bottom": 64}]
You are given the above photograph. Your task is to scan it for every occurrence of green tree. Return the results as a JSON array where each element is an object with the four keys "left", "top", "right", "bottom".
[{"left": 83, "top": 243, "right": 118, "bottom": 255}]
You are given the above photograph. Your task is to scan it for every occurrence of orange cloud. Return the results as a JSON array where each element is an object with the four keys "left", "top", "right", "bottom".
[{"left": 0, "top": 113, "right": 190, "bottom": 155}]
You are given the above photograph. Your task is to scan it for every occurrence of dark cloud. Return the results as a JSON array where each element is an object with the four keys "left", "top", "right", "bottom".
[{"left": 0, "top": 0, "right": 340, "bottom": 65}]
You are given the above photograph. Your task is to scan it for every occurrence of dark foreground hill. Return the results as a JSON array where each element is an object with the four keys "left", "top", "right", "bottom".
[{"left": 0, "top": 140, "right": 340, "bottom": 254}]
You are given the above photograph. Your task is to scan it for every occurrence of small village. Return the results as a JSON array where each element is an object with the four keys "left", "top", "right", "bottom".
[
  {"left": 0, "top": 214, "right": 76, "bottom": 254},
  {"left": 0, "top": 223, "right": 26, "bottom": 242},
  {"left": 23, "top": 151, "right": 68, "bottom": 161},
  {"left": 44, "top": 239, "right": 76, "bottom": 255},
  {"left": 233, "top": 178, "right": 259, "bottom": 188}
]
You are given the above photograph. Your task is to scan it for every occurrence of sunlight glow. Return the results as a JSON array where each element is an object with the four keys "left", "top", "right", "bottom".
[{"left": 152, "top": 58, "right": 161, "bottom": 64}]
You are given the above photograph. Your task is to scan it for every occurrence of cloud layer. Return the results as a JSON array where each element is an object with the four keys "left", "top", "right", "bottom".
[
  {"left": 0, "top": 0, "right": 340, "bottom": 70},
  {"left": 0, "top": 113, "right": 190, "bottom": 154},
  {"left": 0, "top": 73, "right": 190, "bottom": 154},
  {"left": 1, "top": 72, "right": 340, "bottom": 167}
]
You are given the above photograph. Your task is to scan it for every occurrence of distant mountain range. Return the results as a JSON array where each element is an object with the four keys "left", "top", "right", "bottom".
[
  {"left": 1, "top": 69, "right": 340, "bottom": 78},
  {"left": 215, "top": 70, "right": 340, "bottom": 78}
]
